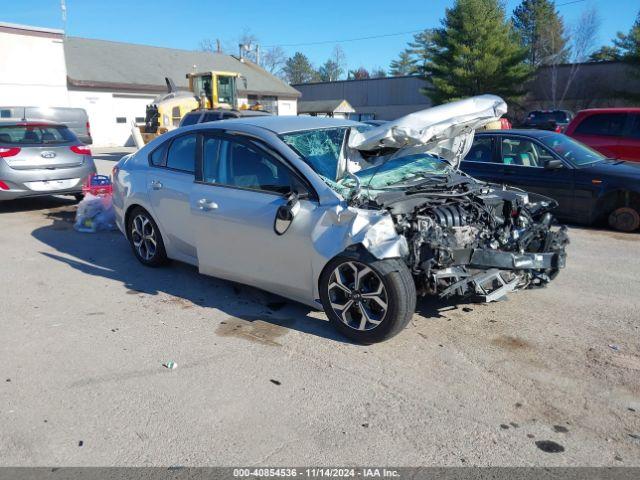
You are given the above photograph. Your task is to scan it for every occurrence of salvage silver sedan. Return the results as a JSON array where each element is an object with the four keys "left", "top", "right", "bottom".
[
  {"left": 113, "top": 97, "right": 568, "bottom": 343},
  {"left": 0, "top": 121, "right": 96, "bottom": 200}
]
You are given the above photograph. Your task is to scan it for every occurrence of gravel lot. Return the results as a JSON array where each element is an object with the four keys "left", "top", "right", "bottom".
[{"left": 1, "top": 149, "right": 639, "bottom": 466}]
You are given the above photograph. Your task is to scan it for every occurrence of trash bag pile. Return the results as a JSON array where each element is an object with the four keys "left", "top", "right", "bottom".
[{"left": 74, "top": 175, "right": 116, "bottom": 233}]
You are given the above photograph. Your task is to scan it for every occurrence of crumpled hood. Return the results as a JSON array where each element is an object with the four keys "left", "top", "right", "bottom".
[{"left": 348, "top": 94, "right": 507, "bottom": 168}]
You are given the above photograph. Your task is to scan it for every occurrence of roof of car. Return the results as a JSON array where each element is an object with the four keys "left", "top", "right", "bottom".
[
  {"left": 477, "top": 129, "right": 560, "bottom": 138},
  {"left": 576, "top": 108, "right": 640, "bottom": 114},
  {"left": 0, "top": 120, "right": 64, "bottom": 127},
  {"left": 201, "top": 115, "right": 363, "bottom": 134}
]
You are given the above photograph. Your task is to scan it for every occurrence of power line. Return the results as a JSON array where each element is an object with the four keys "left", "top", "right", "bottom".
[
  {"left": 263, "top": 0, "right": 590, "bottom": 49},
  {"left": 262, "top": 29, "right": 424, "bottom": 48},
  {"left": 557, "top": 0, "right": 588, "bottom": 6}
]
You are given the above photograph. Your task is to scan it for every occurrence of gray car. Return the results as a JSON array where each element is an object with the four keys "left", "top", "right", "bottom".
[
  {"left": 0, "top": 121, "right": 96, "bottom": 201},
  {"left": 112, "top": 112, "right": 567, "bottom": 343}
]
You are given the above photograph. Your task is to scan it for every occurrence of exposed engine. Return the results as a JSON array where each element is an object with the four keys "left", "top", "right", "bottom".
[{"left": 375, "top": 178, "right": 569, "bottom": 302}]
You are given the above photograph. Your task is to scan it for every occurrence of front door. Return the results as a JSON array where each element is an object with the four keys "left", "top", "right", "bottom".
[
  {"left": 498, "top": 136, "right": 575, "bottom": 220},
  {"left": 190, "top": 133, "right": 318, "bottom": 302}
]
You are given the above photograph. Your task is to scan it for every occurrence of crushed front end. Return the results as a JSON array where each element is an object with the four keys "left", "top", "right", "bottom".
[{"left": 373, "top": 179, "right": 569, "bottom": 302}]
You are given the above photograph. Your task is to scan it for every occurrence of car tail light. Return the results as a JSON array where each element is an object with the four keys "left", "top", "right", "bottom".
[
  {"left": 0, "top": 147, "right": 21, "bottom": 158},
  {"left": 86, "top": 120, "right": 91, "bottom": 139},
  {"left": 0, "top": 181, "right": 9, "bottom": 190},
  {"left": 70, "top": 145, "right": 92, "bottom": 155},
  {"left": 112, "top": 164, "right": 119, "bottom": 180}
]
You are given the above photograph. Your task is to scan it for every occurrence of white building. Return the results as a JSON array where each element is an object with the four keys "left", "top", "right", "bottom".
[{"left": 0, "top": 22, "right": 300, "bottom": 147}]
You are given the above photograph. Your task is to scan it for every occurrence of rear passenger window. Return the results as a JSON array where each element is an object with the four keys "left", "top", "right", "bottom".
[
  {"left": 464, "top": 137, "right": 493, "bottom": 163},
  {"left": 166, "top": 134, "right": 196, "bottom": 173},
  {"left": 575, "top": 114, "right": 627, "bottom": 136},
  {"left": 149, "top": 142, "right": 168, "bottom": 166}
]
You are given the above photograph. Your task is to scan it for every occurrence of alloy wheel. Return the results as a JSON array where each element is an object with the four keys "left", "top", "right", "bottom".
[
  {"left": 327, "top": 261, "right": 388, "bottom": 331},
  {"left": 131, "top": 214, "right": 157, "bottom": 261}
]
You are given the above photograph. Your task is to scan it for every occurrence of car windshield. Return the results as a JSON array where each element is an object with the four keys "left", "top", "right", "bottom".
[
  {"left": 539, "top": 134, "right": 605, "bottom": 166},
  {"left": 281, "top": 127, "right": 348, "bottom": 180},
  {"left": 0, "top": 124, "right": 77, "bottom": 145}
]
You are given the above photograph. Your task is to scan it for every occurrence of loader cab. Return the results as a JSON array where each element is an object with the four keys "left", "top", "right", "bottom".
[{"left": 188, "top": 71, "right": 239, "bottom": 110}]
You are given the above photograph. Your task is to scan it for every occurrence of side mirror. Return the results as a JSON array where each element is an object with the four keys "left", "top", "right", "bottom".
[
  {"left": 544, "top": 159, "right": 563, "bottom": 170},
  {"left": 274, "top": 192, "right": 302, "bottom": 235}
]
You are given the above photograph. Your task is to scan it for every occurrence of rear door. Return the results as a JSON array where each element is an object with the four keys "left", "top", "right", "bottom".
[
  {"left": 499, "top": 136, "right": 575, "bottom": 219},
  {"left": 460, "top": 135, "right": 506, "bottom": 184},
  {"left": 147, "top": 133, "right": 198, "bottom": 261},
  {"left": 570, "top": 112, "right": 627, "bottom": 159},
  {"left": 615, "top": 113, "right": 640, "bottom": 161}
]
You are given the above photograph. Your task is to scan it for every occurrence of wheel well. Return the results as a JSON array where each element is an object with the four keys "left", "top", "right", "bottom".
[
  {"left": 124, "top": 204, "right": 145, "bottom": 239},
  {"left": 595, "top": 190, "right": 640, "bottom": 222},
  {"left": 317, "top": 243, "right": 406, "bottom": 293}
]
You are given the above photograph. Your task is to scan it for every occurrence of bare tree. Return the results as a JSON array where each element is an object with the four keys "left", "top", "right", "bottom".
[
  {"left": 331, "top": 45, "right": 347, "bottom": 80},
  {"left": 199, "top": 38, "right": 222, "bottom": 53},
  {"left": 547, "top": 7, "right": 600, "bottom": 107},
  {"left": 262, "top": 46, "right": 287, "bottom": 77}
]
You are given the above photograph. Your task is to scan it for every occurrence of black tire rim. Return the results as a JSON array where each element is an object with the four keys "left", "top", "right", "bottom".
[{"left": 327, "top": 261, "right": 388, "bottom": 331}]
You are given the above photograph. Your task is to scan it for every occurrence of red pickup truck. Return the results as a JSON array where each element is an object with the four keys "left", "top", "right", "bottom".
[{"left": 564, "top": 108, "right": 640, "bottom": 162}]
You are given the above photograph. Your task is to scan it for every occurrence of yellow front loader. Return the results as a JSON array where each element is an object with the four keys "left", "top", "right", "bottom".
[{"left": 134, "top": 72, "right": 245, "bottom": 146}]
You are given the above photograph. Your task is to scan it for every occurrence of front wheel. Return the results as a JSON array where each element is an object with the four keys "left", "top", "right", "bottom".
[
  {"left": 319, "top": 256, "right": 416, "bottom": 344},
  {"left": 126, "top": 207, "right": 168, "bottom": 267}
]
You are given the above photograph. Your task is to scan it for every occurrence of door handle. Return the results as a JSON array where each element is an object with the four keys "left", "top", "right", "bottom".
[
  {"left": 151, "top": 180, "right": 163, "bottom": 190},
  {"left": 197, "top": 198, "right": 218, "bottom": 211}
]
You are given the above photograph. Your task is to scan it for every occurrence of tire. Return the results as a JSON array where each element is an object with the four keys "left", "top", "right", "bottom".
[
  {"left": 608, "top": 207, "right": 640, "bottom": 232},
  {"left": 126, "top": 206, "right": 168, "bottom": 267},
  {"left": 319, "top": 256, "right": 416, "bottom": 344}
]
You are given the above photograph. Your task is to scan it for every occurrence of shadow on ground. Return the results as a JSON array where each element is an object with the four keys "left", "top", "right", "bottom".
[
  {"left": 0, "top": 195, "right": 78, "bottom": 214},
  {"left": 31, "top": 205, "right": 352, "bottom": 344}
]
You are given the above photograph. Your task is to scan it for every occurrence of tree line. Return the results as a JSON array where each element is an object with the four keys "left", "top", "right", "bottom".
[{"left": 201, "top": 1, "right": 639, "bottom": 105}]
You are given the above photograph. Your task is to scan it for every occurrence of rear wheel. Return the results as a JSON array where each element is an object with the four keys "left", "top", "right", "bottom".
[
  {"left": 319, "top": 256, "right": 416, "bottom": 344},
  {"left": 126, "top": 207, "right": 168, "bottom": 267},
  {"left": 608, "top": 207, "right": 640, "bottom": 232}
]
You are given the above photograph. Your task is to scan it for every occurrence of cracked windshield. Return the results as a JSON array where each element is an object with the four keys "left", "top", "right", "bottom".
[{"left": 281, "top": 127, "right": 451, "bottom": 198}]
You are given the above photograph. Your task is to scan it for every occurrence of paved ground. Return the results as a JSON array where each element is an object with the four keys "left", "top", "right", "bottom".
[{"left": 1, "top": 148, "right": 639, "bottom": 466}]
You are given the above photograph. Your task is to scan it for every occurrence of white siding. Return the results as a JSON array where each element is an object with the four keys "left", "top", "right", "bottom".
[
  {"left": 68, "top": 91, "right": 156, "bottom": 147},
  {"left": 278, "top": 99, "right": 297, "bottom": 116},
  {"left": 0, "top": 29, "right": 69, "bottom": 106}
]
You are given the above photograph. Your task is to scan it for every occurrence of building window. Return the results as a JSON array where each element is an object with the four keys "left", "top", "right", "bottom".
[
  {"left": 116, "top": 117, "right": 126, "bottom": 124},
  {"left": 135, "top": 117, "right": 145, "bottom": 123},
  {"left": 247, "top": 94, "right": 278, "bottom": 115}
]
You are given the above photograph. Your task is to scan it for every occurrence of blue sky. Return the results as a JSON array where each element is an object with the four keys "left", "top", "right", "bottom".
[{"left": 2, "top": 0, "right": 638, "bottom": 74}]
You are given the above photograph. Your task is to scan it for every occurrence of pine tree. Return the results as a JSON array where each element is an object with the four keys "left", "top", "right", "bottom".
[
  {"left": 408, "top": 29, "right": 435, "bottom": 73},
  {"left": 318, "top": 59, "right": 343, "bottom": 82},
  {"left": 513, "top": 0, "right": 568, "bottom": 67},
  {"left": 283, "top": 52, "right": 319, "bottom": 84},
  {"left": 613, "top": 10, "right": 640, "bottom": 61},
  {"left": 389, "top": 50, "right": 416, "bottom": 76},
  {"left": 424, "top": 0, "right": 531, "bottom": 104}
]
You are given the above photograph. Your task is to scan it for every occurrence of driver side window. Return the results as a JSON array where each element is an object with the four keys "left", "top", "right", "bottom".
[
  {"left": 500, "top": 138, "right": 554, "bottom": 168},
  {"left": 203, "top": 137, "right": 295, "bottom": 195}
]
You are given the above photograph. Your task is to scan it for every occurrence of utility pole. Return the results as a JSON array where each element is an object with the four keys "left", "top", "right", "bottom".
[{"left": 60, "top": 0, "right": 67, "bottom": 35}]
